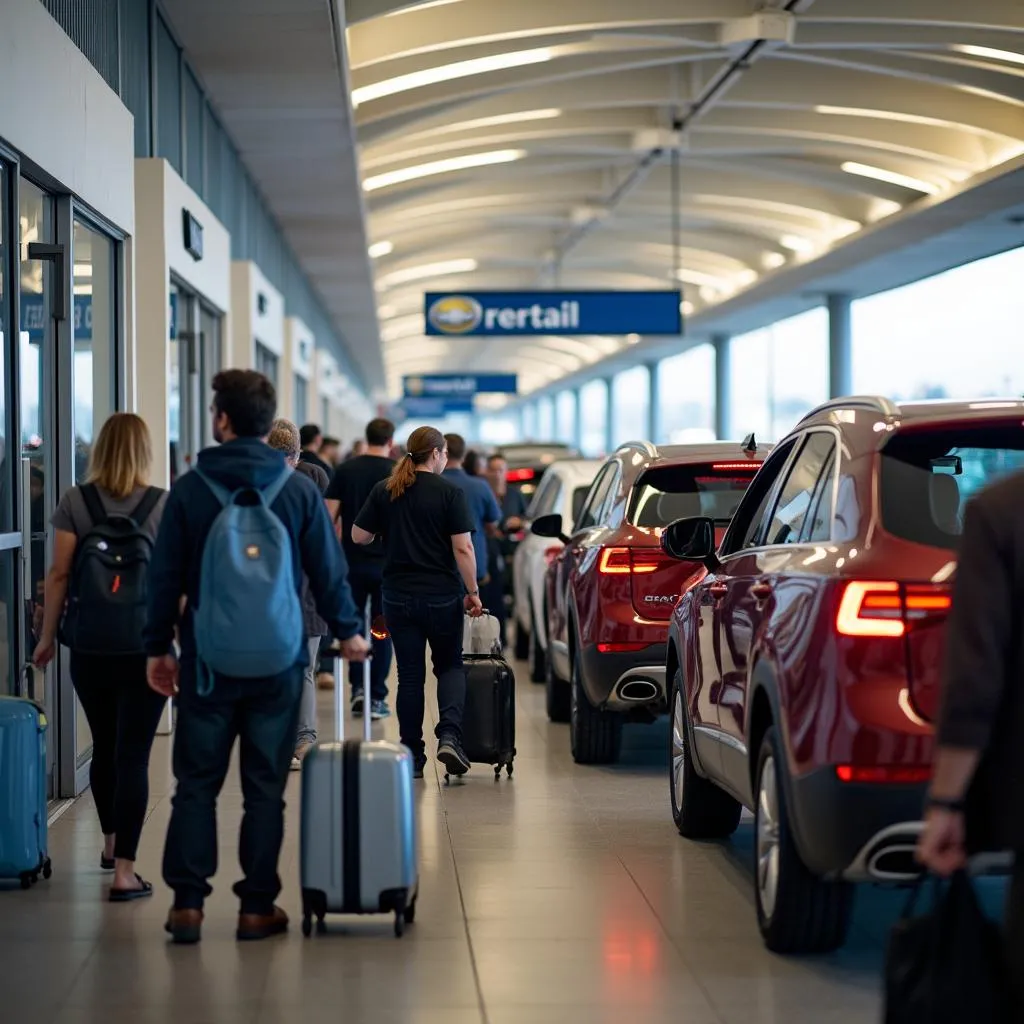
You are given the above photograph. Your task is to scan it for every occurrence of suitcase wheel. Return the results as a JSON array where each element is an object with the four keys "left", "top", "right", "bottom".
[
  {"left": 403, "top": 897, "right": 416, "bottom": 925},
  {"left": 42, "top": 859, "right": 52, "bottom": 880},
  {"left": 19, "top": 873, "right": 31, "bottom": 890},
  {"left": 394, "top": 911, "right": 405, "bottom": 938},
  {"left": 301, "top": 915, "right": 312, "bottom": 938}
]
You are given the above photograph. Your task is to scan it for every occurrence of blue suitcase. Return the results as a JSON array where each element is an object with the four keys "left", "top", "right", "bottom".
[{"left": 0, "top": 696, "right": 51, "bottom": 888}]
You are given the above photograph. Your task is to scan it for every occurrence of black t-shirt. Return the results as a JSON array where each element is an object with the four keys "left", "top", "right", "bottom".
[
  {"left": 299, "top": 449, "right": 332, "bottom": 476},
  {"left": 326, "top": 455, "right": 394, "bottom": 565},
  {"left": 354, "top": 472, "right": 475, "bottom": 595}
]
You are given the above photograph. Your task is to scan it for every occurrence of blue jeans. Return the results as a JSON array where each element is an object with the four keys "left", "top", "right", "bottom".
[
  {"left": 163, "top": 659, "right": 302, "bottom": 914},
  {"left": 348, "top": 566, "right": 392, "bottom": 702},
  {"left": 383, "top": 590, "right": 465, "bottom": 759}
]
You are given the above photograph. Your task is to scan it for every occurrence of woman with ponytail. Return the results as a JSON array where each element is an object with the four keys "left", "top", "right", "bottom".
[{"left": 352, "top": 426, "right": 482, "bottom": 778}]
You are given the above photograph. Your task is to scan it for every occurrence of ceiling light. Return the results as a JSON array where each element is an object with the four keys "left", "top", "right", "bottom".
[
  {"left": 378, "top": 258, "right": 478, "bottom": 288},
  {"left": 384, "top": 0, "right": 463, "bottom": 16},
  {"left": 368, "top": 241, "right": 394, "bottom": 259},
  {"left": 958, "top": 84, "right": 1024, "bottom": 106},
  {"left": 73, "top": 263, "right": 93, "bottom": 277},
  {"left": 698, "top": 285, "right": 719, "bottom": 302},
  {"left": 841, "top": 161, "right": 941, "bottom": 195},
  {"left": 352, "top": 48, "right": 553, "bottom": 107},
  {"left": 735, "top": 269, "right": 758, "bottom": 287},
  {"left": 363, "top": 149, "right": 525, "bottom": 192},
  {"left": 427, "top": 109, "right": 562, "bottom": 136},
  {"left": 626, "top": 333, "right": 641, "bottom": 345},
  {"left": 762, "top": 251, "right": 786, "bottom": 269},
  {"left": 675, "top": 268, "right": 728, "bottom": 288},
  {"left": 377, "top": 304, "right": 398, "bottom": 320},
  {"left": 681, "top": 300, "right": 695, "bottom": 316},
  {"left": 954, "top": 44, "right": 1024, "bottom": 66},
  {"left": 815, "top": 105, "right": 969, "bottom": 130},
  {"left": 779, "top": 234, "right": 815, "bottom": 254}
]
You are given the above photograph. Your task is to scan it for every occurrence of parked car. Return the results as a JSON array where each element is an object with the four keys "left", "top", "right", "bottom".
[
  {"left": 511, "top": 459, "right": 602, "bottom": 677},
  {"left": 534, "top": 440, "right": 766, "bottom": 756},
  {"left": 663, "top": 395, "right": 1024, "bottom": 955}
]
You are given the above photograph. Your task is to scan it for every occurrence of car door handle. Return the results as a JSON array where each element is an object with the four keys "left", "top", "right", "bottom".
[
  {"left": 708, "top": 582, "right": 728, "bottom": 599},
  {"left": 751, "top": 582, "right": 773, "bottom": 601}
]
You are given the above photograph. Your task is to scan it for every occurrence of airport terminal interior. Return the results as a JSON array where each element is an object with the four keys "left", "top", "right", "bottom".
[{"left": 1, "top": 0, "right": 1023, "bottom": 1020}]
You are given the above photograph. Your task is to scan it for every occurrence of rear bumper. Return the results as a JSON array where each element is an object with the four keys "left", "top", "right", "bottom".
[
  {"left": 578, "top": 643, "right": 667, "bottom": 711},
  {"left": 787, "top": 768, "right": 927, "bottom": 880}
]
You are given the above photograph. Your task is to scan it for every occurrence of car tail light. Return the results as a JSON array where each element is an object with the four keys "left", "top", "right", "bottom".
[
  {"left": 543, "top": 545, "right": 562, "bottom": 567},
  {"left": 507, "top": 468, "right": 535, "bottom": 482},
  {"left": 836, "top": 765, "right": 932, "bottom": 784},
  {"left": 598, "top": 547, "right": 673, "bottom": 575},
  {"left": 711, "top": 462, "right": 762, "bottom": 472},
  {"left": 597, "top": 642, "right": 649, "bottom": 654},
  {"left": 835, "top": 581, "right": 952, "bottom": 638}
]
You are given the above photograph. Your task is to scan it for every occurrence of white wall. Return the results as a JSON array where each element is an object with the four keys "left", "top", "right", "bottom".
[
  {"left": 230, "top": 261, "right": 284, "bottom": 370},
  {"left": 135, "top": 159, "right": 232, "bottom": 487},
  {"left": 281, "top": 316, "right": 314, "bottom": 421},
  {"left": 0, "top": 0, "right": 134, "bottom": 234}
]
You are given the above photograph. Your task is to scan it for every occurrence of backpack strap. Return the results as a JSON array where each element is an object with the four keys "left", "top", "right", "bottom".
[
  {"left": 194, "top": 467, "right": 232, "bottom": 507},
  {"left": 79, "top": 483, "right": 108, "bottom": 528},
  {"left": 129, "top": 487, "right": 163, "bottom": 527},
  {"left": 258, "top": 466, "right": 293, "bottom": 509}
]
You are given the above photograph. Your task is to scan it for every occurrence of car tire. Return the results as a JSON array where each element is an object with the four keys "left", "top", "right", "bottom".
[
  {"left": 570, "top": 641, "right": 622, "bottom": 765},
  {"left": 754, "top": 726, "right": 854, "bottom": 954},
  {"left": 513, "top": 614, "right": 530, "bottom": 661},
  {"left": 669, "top": 672, "right": 741, "bottom": 839},
  {"left": 528, "top": 602, "right": 546, "bottom": 684}
]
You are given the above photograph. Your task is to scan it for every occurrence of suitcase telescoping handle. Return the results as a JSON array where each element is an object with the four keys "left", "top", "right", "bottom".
[{"left": 335, "top": 599, "right": 373, "bottom": 744}]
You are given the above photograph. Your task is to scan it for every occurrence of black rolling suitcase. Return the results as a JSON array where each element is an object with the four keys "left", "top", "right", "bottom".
[{"left": 458, "top": 614, "right": 516, "bottom": 781}]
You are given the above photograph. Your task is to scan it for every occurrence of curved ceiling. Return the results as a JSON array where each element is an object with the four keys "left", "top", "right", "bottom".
[{"left": 345, "top": 0, "right": 1024, "bottom": 402}]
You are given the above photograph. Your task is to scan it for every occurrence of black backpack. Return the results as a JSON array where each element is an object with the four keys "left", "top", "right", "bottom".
[{"left": 59, "top": 484, "right": 163, "bottom": 656}]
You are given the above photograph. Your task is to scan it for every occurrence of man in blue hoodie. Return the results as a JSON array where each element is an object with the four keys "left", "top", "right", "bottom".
[{"left": 145, "top": 369, "right": 368, "bottom": 944}]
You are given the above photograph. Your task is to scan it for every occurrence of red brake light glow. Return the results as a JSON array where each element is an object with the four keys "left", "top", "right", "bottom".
[
  {"left": 506, "top": 468, "right": 535, "bottom": 482},
  {"left": 711, "top": 462, "right": 762, "bottom": 472},
  {"left": 836, "top": 581, "right": 952, "bottom": 638},
  {"left": 597, "top": 642, "right": 649, "bottom": 654},
  {"left": 598, "top": 548, "right": 671, "bottom": 575},
  {"left": 599, "top": 548, "right": 633, "bottom": 574},
  {"left": 543, "top": 545, "right": 562, "bottom": 566},
  {"left": 836, "top": 765, "right": 932, "bottom": 784}
]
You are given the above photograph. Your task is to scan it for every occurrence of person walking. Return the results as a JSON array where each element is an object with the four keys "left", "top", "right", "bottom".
[
  {"left": 266, "top": 419, "right": 329, "bottom": 769},
  {"left": 443, "top": 434, "right": 501, "bottom": 597},
  {"left": 319, "top": 436, "right": 342, "bottom": 469},
  {"left": 480, "top": 453, "right": 528, "bottom": 647},
  {"left": 32, "top": 413, "right": 168, "bottom": 902},
  {"left": 325, "top": 418, "right": 396, "bottom": 720},
  {"left": 916, "top": 471, "right": 1024, "bottom": 1010},
  {"left": 145, "top": 370, "right": 369, "bottom": 945},
  {"left": 352, "top": 426, "right": 482, "bottom": 779},
  {"left": 298, "top": 423, "right": 332, "bottom": 476}
]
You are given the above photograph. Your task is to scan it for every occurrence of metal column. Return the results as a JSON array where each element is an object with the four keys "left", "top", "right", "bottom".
[
  {"left": 603, "top": 377, "right": 614, "bottom": 455},
  {"left": 713, "top": 333, "right": 731, "bottom": 440},
  {"left": 827, "top": 293, "right": 853, "bottom": 398},
  {"left": 574, "top": 386, "right": 584, "bottom": 451},
  {"left": 646, "top": 361, "right": 660, "bottom": 443}
]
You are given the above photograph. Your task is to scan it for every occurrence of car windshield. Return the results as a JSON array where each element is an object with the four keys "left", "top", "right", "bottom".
[
  {"left": 628, "top": 464, "right": 758, "bottom": 527},
  {"left": 880, "top": 425, "right": 1024, "bottom": 549}
]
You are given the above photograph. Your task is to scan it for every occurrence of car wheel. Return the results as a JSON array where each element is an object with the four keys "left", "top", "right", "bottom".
[
  {"left": 513, "top": 611, "right": 530, "bottom": 661},
  {"left": 670, "top": 672, "right": 741, "bottom": 839},
  {"left": 569, "top": 641, "right": 622, "bottom": 765},
  {"left": 528, "top": 602, "right": 546, "bottom": 684},
  {"left": 754, "top": 727, "right": 854, "bottom": 954}
]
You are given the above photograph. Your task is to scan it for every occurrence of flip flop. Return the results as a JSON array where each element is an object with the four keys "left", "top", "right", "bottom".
[
  {"left": 109, "top": 875, "right": 154, "bottom": 903},
  {"left": 100, "top": 855, "right": 115, "bottom": 871}
]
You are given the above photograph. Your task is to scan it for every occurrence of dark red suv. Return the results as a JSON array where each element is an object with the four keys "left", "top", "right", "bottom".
[
  {"left": 663, "top": 396, "right": 1024, "bottom": 954},
  {"left": 532, "top": 441, "right": 765, "bottom": 764}
]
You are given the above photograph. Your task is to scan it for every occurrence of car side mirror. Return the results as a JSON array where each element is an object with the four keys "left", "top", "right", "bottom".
[
  {"left": 531, "top": 513, "right": 569, "bottom": 544},
  {"left": 661, "top": 517, "right": 719, "bottom": 569}
]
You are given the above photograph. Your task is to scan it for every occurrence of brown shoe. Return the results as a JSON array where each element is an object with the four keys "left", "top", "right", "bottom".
[
  {"left": 237, "top": 905, "right": 289, "bottom": 941},
  {"left": 316, "top": 672, "right": 333, "bottom": 690},
  {"left": 165, "top": 907, "right": 203, "bottom": 944}
]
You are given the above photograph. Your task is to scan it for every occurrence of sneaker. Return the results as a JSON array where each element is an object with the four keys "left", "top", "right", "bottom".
[
  {"left": 412, "top": 755, "right": 427, "bottom": 780},
  {"left": 436, "top": 735, "right": 470, "bottom": 777},
  {"left": 351, "top": 694, "right": 365, "bottom": 718},
  {"left": 316, "top": 672, "right": 334, "bottom": 691},
  {"left": 370, "top": 700, "right": 391, "bottom": 720}
]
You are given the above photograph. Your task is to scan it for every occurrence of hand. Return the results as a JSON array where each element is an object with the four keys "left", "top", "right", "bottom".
[
  {"left": 916, "top": 807, "right": 966, "bottom": 877},
  {"left": 505, "top": 516, "right": 523, "bottom": 532},
  {"left": 32, "top": 638, "right": 55, "bottom": 669},
  {"left": 465, "top": 594, "right": 484, "bottom": 617},
  {"left": 339, "top": 634, "right": 371, "bottom": 661},
  {"left": 147, "top": 654, "right": 179, "bottom": 698}
]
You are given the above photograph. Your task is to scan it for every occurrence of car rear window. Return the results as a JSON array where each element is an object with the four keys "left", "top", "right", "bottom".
[
  {"left": 880, "top": 426, "right": 1024, "bottom": 549},
  {"left": 628, "top": 464, "right": 758, "bottom": 528}
]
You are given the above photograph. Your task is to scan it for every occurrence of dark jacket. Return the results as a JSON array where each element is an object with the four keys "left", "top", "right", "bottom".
[
  {"left": 144, "top": 437, "right": 361, "bottom": 663},
  {"left": 295, "top": 461, "right": 330, "bottom": 638},
  {"left": 937, "top": 471, "right": 1024, "bottom": 852}
]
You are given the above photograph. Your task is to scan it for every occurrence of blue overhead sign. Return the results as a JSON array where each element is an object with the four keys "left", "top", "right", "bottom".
[
  {"left": 399, "top": 397, "right": 475, "bottom": 418},
  {"left": 424, "top": 290, "right": 682, "bottom": 337},
  {"left": 403, "top": 374, "right": 518, "bottom": 398}
]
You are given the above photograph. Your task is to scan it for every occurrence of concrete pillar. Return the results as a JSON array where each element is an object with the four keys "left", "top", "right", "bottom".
[
  {"left": 603, "top": 376, "right": 615, "bottom": 454},
  {"left": 827, "top": 293, "right": 853, "bottom": 398},
  {"left": 646, "top": 361, "right": 660, "bottom": 443},
  {"left": 713, "top": 333, "right": 731, "bottom": 440},
  {"left": 573, "top": 387, "right": 584, "bottom": 451}
]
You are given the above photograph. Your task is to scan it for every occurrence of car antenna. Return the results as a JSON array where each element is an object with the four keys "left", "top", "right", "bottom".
[{"left": 741, "top": 433, "right": 757, "bottom": 454}]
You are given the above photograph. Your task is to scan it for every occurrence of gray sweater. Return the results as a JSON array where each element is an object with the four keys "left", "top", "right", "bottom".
[{"left": 295, "top": 461, "right": 330, "bottom": 637}]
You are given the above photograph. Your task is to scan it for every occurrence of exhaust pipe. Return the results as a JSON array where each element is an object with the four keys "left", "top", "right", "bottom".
[
  {"left": 866, "top": 845, "right": 919, "bottom": 880},
  {"left": 618, "top": 679, "right": 659, "bottom": 703}
]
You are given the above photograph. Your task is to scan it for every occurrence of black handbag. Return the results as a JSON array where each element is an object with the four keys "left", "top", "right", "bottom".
[{"left": 884, "top": 871, "right": 1010, "bottom": 1023}]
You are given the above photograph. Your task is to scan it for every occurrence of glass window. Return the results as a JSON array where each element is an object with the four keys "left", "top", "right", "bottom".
[
  {"left": 294, "top": 375, "right": 308, "bottom": 424},
  {"left": 802, "top": 448, "right": 837, "bottom": 543},
  {"left": 628, "top": 464, "right": 759, "bottom": 528},
  {"left": 611, "top": 365, "right": 650, "bottom": 446},
  {"left": 722, "top": 440, "right": 797, "bottom": 554},
  {"left": 579, "top": 380, "right": 607, "bottom": 458},
  {"left": 657, "top": 345, "right": 714, "bottom": 444},
  {"left": 555, "top": 391, "right": 577, "bottom": 444},
  {"left": 880, "top": 424, "right": 1024, "bottom": 550},
  {"left": 571, "top": 486, "right": 590, "bottom": 528},
  {"left": 526, "top": 473, "right": 560, "bottom": 518},
  {"left": 521, "top": 403, "right": 537, "bottom": 440},
  {"left": 183, "top": 65, "right": 205, "bottom": 195},
  {"left": 0, "top": 163, "right": 10, "bottom": 533},
  {"left": 155, "top": 16, "right": 182, "bottom": 173},
  {"left": 199, "top": 304, "right": 221, "bottom": 447},
  {"left": 576, "top": 463, "right": 614, "bottom": 531},
  {"left": 536, "top": 396, "right": 554, "bottom": 439},
  {"left": 479, "top": 415, "right": 519, "bottom": 446},
  {"left": 853, "top": 246, "right": 1024, "bottom": 400},
  {"left": 729, "top": 308, "right": 827, "bottom": 441},
  {"left": 72, "top": 221, "right": 117, "bottom": 482},
  {"left": 762, "top": 432, "right": 835, "bottom": 546},
  {"left": 255, "top": 342, "right": 278, "bottom": 387}
]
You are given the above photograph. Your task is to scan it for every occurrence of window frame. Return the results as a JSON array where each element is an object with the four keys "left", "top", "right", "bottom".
[{"left": 720, "top": 439, "right": 799, "bottom": 557}]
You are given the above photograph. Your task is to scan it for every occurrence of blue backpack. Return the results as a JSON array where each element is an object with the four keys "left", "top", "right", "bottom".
[{"left": 193, "top": 466, "right": 303, "bottom": 694}]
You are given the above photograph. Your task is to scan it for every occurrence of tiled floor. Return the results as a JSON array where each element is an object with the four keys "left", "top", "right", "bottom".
[{"left": 0, "top": 657, "right": 952, "bottom": 1023}]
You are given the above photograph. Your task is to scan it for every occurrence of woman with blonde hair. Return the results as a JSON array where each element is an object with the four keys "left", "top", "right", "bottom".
[
  {"left": 351, "top": 426, "right": 482, "bottom": 779},
  {"left": 33, "top": 413, "right": 168, "bottom": 902}
]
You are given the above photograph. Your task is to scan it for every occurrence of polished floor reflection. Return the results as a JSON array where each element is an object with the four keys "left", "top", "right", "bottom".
[{"left": 0, "top": 654, "right": 955, "bottom": 1023}]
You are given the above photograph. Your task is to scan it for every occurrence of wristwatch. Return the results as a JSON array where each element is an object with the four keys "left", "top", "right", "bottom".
[
  {"left": 926, "top": 794, "right": 965, "bottom": 813},
  {"left": 468, "top": 589, "right": 480, "bottom": 597}
]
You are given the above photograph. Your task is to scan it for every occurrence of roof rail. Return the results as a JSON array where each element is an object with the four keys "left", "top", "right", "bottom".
[
  {"left": 615, "top": 440, "right": 659, "bottom": 460},
  {"left": 797, "top": 395, "right": 899, "bottom": 425}
]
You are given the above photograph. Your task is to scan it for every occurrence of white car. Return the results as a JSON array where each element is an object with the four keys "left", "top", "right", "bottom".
[{"left": 512, "top": 459, "right": 601, "bottom": 684}]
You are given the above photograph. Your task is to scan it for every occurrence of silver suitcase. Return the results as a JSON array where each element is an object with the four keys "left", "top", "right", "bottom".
[{"left": 299, "top": 623, "right": 418, "bottom": 938}]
